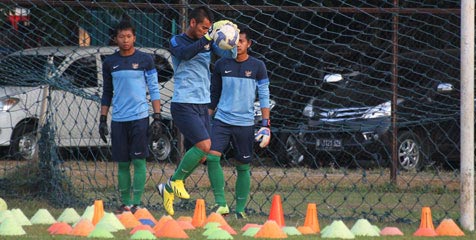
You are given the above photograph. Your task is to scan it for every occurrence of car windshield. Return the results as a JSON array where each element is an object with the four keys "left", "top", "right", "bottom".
[
  {"left": 316, "top": 50, "right": 459, "bottom": 109},
  {"left": 0, "top": 55, "right": 64, "bottom": 86}
]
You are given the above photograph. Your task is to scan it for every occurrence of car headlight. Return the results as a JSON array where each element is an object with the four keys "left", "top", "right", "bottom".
[
  {"left": 361, "top": 99, "right": 403, "bottom": 119},
  {"left": 303, "top": 103, "right": 315, "bottom": 118},
  {"left": 0, "top": 97, "right": 19, "bottom": 112}
]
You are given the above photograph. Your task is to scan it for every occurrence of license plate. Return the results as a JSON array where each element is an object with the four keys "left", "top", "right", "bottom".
[{"left": 316, "top": 139, "right": 342, "bottom": 149}]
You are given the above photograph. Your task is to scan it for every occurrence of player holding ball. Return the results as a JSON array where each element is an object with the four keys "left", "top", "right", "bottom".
[{"left": 156, "top": 6, "right": 239, "bottom": 216}]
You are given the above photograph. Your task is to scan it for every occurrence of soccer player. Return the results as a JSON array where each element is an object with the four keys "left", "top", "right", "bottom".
[
  {"left": 207, "top": 27, "right": 271, "bottom": 219},
  {"left": 99, "top": 21, "right": 163, "bottom": 214},
  {"left": 156, "top": 6, "right": 238, "bottom": 216}
]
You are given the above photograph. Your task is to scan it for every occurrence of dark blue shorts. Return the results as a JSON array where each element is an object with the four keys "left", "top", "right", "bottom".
[
  {"left": 111, "top": 117, "right": 149, "bottom": 162},
  {"left": 171, "top": 102, "right": 210, "bottom": 146},
  {"left": 210, "top": 119, "right": 254, "bottom": 163}
]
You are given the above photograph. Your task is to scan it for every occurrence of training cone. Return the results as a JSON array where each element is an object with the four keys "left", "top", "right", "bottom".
[
  {"left": 153, "top": 215, "right": 173, "bottom": 232},
  {"left": 413, "top": 207, "right": 437, "bottom": 237},
  {"left": 130, "top": 224, "right": 155, "bottom": 234},
  {"left": 254, "top": 220, "right": 288, "bottom": 238},
  {"left": 177, "top": 220, "right": 195, "bottom": 230},
  {"left": 155, "top": 219, "right": 189, "bottom": 238},
  {"left": 30, "top": 209, "right": 56, "bottom": 224},
  {"left": 177, "top": 216, "right": 192, "bottom": 222},
  {"left": 191, "top": 199, "right": 206, "bottom": 228},
  {"left": 131, "top": 229, "right": 157, "bottom": 239},
  {"left": 92, "top": 200, "right": 105, "bottom": 225},
  {"left": 57, "top": 208, "right": 81, "bottom": 224},
  {"left": 268, "top": 194, "right": 285, "bottom": 227},
  {"left": 435, "top": 218, "right": 465, "bottom": 236},
  {"left": 134, "top": 208, "right": 158, "bottom": 225},
  {"left": 302, "top": 203, "right": 320, "bottom": 233},
  {"left": 380, "top": 226, "right": 404, "bottom": 236},
  {"left": 118, "top": 212, "right": 141, "bottom": 228},
  {"left": 205, "top": 213, "right": 235, "bottom": 234},
  {"left": 69, "top": 218, "right": 95, "bottom": 236},
  {"left": 0, "top": 198, "right": 7, "bottom": 211}
]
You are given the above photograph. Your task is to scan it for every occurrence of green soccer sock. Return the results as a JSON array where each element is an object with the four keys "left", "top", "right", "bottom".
[
  {"left": 118, "top": 161, "right": 132, "bottom": 205},
  {"left": 207, "top": 154, "right": 226, "bottom": 207},
  {"left": 132, "top": 158, "right": 146, "bottom": 205},
  {"left": 183, "top": 156, "right": 205, "bottom": 180},
  {"left": 235, "top": 164, "right": 250, "bottom": 213},
  {"left": 171, "top": 146, "right": 206, "bottom": 181}
]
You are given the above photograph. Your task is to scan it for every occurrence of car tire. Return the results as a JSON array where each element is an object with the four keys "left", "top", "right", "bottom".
[
  {"left": 148, "top": 120, "right": 176, "bottom": 162},
  {"left": 275, "top": 132, "right": 306, "bottom": 167},
  {"left": 397, "top": 131, "right": 426, "bottom": 171},
  {"left": 9, "top": 122, "right": 38, "bottom": 161},
  {"left": 149, "top": 133, "right": 172, "bottom": 161}
]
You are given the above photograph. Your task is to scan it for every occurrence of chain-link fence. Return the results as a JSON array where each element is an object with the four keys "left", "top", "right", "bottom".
[{"left": 0, "top": 0, "right": 469, "bottom": 224}]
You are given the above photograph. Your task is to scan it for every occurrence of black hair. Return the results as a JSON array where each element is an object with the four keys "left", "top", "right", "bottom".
[
  {"left": 189, "top": 6, "right": 214, "bottom": 24},
  {"left": 114, "top": 21, "right": 136, "bottom": 36},
  {"left": 239, "top": 27, "right": 251, "bottom": 41}
]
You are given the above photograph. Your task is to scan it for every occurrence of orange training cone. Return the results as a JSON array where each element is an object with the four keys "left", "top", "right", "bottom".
[
  {"left": 413, "top": 207, "right": 437, "bottom": 236},
  {"left": 303, "top": 203, "right": 320, "bottom": 233},
  {"left": 155, "top": 219, "right": 189, "bottom": 238},
  {"left": 435, "top": 218, "right": 465, "bottom": 236},
  {"left": 191, "top": 199, "right": 206, "bottom": 228},
  {"left": 92, "top": 200, "right": 104, "bottom": 226},
  {"left": 268, "top": 194, "right": 285, "bottom": 227}
]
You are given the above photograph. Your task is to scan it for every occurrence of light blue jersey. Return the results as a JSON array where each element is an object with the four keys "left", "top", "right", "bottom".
[
  {"left": 101, "top": 50, "right": 160, "bottom": 122},
  {"left": 170, "top": 33, "right": 237, "bottom": 104},
  {"left": 210, "top": 56, "right": 270, "bottom": 126}
]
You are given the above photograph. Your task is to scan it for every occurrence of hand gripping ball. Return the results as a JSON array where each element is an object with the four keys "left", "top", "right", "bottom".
[{"left": 213, "top": 23, "right": 239, "bottom": 50}]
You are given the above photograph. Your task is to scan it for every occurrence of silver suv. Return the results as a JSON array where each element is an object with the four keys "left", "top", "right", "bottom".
[{"left": 0, "top": 46, "right": 174, "bottom": 160}]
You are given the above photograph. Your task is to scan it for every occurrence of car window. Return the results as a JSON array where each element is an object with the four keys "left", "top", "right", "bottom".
[
  {"left": 0, "top": 56, "right": 46, "bottom": 86},
  {"left": 63, "top": 56, "right": 98, "bottom": 88}
]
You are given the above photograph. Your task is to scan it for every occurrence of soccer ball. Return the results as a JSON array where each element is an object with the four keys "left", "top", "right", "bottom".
[{"left": 213, "top": 23, "right": 239, "bottom": 50}]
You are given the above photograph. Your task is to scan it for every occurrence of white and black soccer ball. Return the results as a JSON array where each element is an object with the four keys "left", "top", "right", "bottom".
[{"left": 213, "top": 23, "right": 239, "bottom": 50}]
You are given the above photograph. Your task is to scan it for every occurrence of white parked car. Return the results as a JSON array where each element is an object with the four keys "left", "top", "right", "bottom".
[{"left": 0, "top": 46, "right": 175, "bottom": 160}]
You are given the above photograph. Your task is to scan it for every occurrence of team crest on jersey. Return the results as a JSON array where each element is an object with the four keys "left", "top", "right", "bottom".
[
  {"left": 245, "top": 70, "right": 252, "bottom": 77},
  {"left": 204, "top": 43, "right": 210, "bottom": 50},
  {"left": 132, "top": 63, "right": 139, "bottom": 69}
]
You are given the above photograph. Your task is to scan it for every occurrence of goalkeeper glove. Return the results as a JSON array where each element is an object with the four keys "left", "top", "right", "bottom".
[
  {"left": 149, "top": 113, "right": 165, "bottom": 140},
  {"left": 204, "top": 20, "right": 239, "bottom": 41},
  {"left": 255, "top": 119, "right": 271, "bottom": 148},
  {"left": 99, "top": 115, "right": 109, "bottom": 143}
]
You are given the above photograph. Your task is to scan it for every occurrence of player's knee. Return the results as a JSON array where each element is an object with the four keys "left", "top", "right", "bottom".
[{"left": 196, "top": 139, "right": 211, "bottom": 153}]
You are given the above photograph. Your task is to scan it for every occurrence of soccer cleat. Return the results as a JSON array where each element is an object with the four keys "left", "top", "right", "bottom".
[
  {"left": 235, "top": 211, "right": 248, "bottom": 219},
  {"left": 168, "top": 179, "right": 190, "bottom": 199},
  {"left": 157, "top": 183, "right": 175, "bottom": 216},
  {"left": 114, "top": 204, "right": 132, "bottom": 214},
  {"left": 130, "top": 205, "right": 141, "bottom": 214},
  {"left": 211, "top": 204, "right": 230, "bottom": 216}
]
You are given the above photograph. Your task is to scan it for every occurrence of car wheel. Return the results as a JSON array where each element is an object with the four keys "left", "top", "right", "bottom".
[
  {"left": 276, "top": 132, "right": 305, "bottom": 166},
  {"left": 10, "top": 122, "right": 38, "bottom": 161},
  {"left": 149, "top": 133, "right": 172, "bottom": 161},
  {"left": 397, "top": 131, "right": 425, "bottom": 171}
]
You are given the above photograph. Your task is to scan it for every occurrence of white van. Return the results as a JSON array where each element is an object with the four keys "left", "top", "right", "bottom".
[{"left": 0, "top": 46, "right": 175, "bottom": 160}]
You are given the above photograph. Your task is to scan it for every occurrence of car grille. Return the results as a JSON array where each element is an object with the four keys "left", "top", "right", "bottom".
[{"left": 318, "top": 107, "right": 370, "bottom": 121}]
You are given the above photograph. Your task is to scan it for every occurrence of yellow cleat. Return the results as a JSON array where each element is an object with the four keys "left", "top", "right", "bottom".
[
  {"left": 212, "top": 204, "right": 230, "bottom": 216},
  {"left": 169, "top": 179, "right": 190, "bottom": 199},
  {"left": 157, "top": 183, "right": 174, "bottom": 216}
]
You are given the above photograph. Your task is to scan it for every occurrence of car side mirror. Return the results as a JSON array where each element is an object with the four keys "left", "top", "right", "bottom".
[
  {"left": 437, "top": 83, "right": 454, "bottom": 93},
  {"left": 323, "top": 73, "right": 343, "bottom": 83}
]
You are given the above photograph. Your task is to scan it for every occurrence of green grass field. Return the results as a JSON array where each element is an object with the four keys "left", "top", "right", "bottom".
[{"left": 1, "top": 197, "right": 475, "bottom": 239}]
